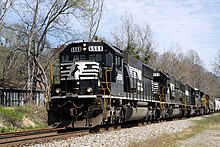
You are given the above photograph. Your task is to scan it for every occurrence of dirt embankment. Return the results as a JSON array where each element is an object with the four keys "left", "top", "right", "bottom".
[{"left": 0, "top": 105, "right": 48, "bottom": 133}]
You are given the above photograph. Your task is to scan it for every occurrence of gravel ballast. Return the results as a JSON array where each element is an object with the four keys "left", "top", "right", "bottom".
[
  {"left": 30, "top": 119, "right": 195, "bottom": 147},
  {"left": 179, "top": 129, "right": 220, "bottom": 147}
]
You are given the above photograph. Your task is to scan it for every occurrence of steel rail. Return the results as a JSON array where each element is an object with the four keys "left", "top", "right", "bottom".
[{"left": 0, "top": 127, "right": 90, "bottom": 147}]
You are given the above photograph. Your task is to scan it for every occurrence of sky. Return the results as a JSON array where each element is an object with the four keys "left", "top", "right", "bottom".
[
  {"left": 97, "top": 0, "right": 220, "bottom": 71},
  {"left": 3, "top": 0, "right": 220, "bottom": 71}
]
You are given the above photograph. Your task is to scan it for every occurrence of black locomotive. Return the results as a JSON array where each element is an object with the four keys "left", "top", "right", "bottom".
[{"left": 48, "top": 41, "right": 214, "bottom": 127}]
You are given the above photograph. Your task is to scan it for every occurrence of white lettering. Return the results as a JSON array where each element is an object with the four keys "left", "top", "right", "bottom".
[
  {"left": 71, "top": 46, "right": 81, "bottom": 52},
  {"left": 88, "top": 46, "right": 103, "bottom": 52}
]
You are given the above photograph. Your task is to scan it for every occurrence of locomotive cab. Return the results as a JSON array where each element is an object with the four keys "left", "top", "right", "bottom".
[
  {"left": 153, "top": 71, "right": 169, "bottom": 102},
  {"left": 51, "top": 42, "right": 123, "bottom": 97}
]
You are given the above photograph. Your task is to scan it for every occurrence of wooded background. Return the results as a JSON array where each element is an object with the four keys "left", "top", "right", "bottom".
[{"left": 0, "top": 0, "right": 220, "bottom": 104}]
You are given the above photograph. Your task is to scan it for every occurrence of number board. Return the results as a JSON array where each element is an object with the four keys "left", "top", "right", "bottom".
[
  {"left": 88, "top": 46, "right": 103, "bottom": 52},
  {"left": 71, "top": 46, "right": 81, "bottom": 53},
  {"left": 153, "top": 73, "right": 160, "bottom": 77}
]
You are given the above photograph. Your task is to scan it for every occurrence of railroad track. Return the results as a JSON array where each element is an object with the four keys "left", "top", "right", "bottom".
[
  {"left": 0, "top": 127, "right": 90, "bottom": 147},
  {"left": 0, "top": 120, "right": 185, "bottom": 147},
  {"left": 0, "top": 114, "right": 211, "bottom": 147}
]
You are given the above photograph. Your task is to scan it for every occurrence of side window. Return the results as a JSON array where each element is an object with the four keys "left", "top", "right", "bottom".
[
  {"left": 88, "top": 54, "right": 95, "bottom": 60},
  {"left": 65, "top": 55, "right": 69, "bottom": 61},
  {"left": 61, "top": 55, "right": 65, "bottom": 62},
  {"left": 117, "top": 56, "right": 122, "bottom": 70},
  {"left": 61, "top": 54, "right": 69, "bottom": 62},
  {"left": 115, "top": 56, "right": 117, "bottom": 65},
  {"left": 106, "top": 52, "right": 113, "bottom": 66},
  {"left": 69, "top": 55, "right": 73, "bottom": 61}
]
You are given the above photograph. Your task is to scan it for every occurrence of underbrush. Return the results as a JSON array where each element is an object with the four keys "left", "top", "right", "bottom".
[
  {"left": 0, "top": 105, "right": 48, "bottom": 133},
  {"left": 128, "top": 113, "right": 220, "bottom": 147}
]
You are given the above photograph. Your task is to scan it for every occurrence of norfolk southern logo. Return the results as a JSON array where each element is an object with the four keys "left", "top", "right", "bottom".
[{"left": 71, "top": 64, "right": 79, "bottom": 77}]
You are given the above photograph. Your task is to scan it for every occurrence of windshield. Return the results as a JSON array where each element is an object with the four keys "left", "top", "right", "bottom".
[
  {"left": 88, "top": 54, "right": 102, "bottom": 61},
  {"left": 61, "top": 53, "right": 103, "bottom": 62}
]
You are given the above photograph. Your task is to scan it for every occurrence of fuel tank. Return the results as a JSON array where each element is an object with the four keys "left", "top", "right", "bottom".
[
  {"left": 167, "top": 107, "right": 180, "bottom": 118},
  {"left": 125, "top": 107, "right": 148, "bottom": 121}
]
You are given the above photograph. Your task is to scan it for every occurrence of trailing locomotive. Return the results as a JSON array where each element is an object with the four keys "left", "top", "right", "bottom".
[{"left": 48, "top": 41, "right": 215, "bottom": 128}]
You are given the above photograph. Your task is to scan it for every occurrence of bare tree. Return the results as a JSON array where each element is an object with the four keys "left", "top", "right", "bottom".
[
  {"left": 136, "top": 24, "right": 155, "bottom": 63},
  {"left": 213, "top": 49, "right": 220, "bottom": 76},
  {"left": 112, "top": 13, "right": 137, "bottom": 50},
  {"left": 84, "top": 0, "right": 105, "bottom": 41},
  {"left": 157, "top": 47, "right": 220, "bottom": 97},
  {"left": 211, "top": 49, "right": 220, "bottom": 97},
  {"left": 0, "top": 0, "right": 15, "bottom": 32},
  {"left": 3, "top": 0, "right": 90, "bottom": 103},
  {"left": 154, "top": 43, "right": 185, "bottom": 80},
  {"left": 184, "top": 49, "right": 202, "bottom": 65},
  {"left": 200, "top": 71, "right": 220, "bottom": 97},
  {"left": 183, "top": 50, "right": 203, "bottom": 88},
  {"left": 112, "top": 13, "right": 155, "bottom": 63},
  {"left": 0, "top": 23, "right": 27, "bottom": 82}
]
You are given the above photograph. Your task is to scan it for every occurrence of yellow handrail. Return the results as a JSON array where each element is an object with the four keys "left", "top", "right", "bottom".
[
  {"left": 105, "top": 68, "right": 112, "bottom": 106},
  {"left": 99, "top": 67, "right": 112, "bottom": 110},
  {"left": 159, "top": 86, "right": 166, "bottom": 111},
  {"left": 184, "top": 96, "right": 187, "bottom": 111},
  {"left": 99, "top": 81, "right": 107, "bottom": 110},
  {"left": 202, "top": 95, "right": 207, "bottom": 108}
]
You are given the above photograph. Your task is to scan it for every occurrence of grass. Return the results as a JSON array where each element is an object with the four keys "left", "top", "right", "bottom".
[
  {"left": 0, "top": 106, "right": 24, "bottom": 127},
  {"left": 0, "top": 105, "right": 48, "bottom": 133},
  {"left": 128, "top": 114, "right": 220, "bottom": 147}
]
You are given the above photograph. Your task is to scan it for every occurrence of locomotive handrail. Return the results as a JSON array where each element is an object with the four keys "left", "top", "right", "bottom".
[
  {"left": 105, "top": 68, "right": 112, "bottom": 106},
  {"left": 159, "top": 86, "right": 166, "bottom": 111},
  {"left": 99, "top": 67, "right": 113, "bottom": 110},
  {"left": 100, "top": 81, "right": 107, "bottom": 110},
  {"left": 202, "top": 95, "right": 207, "bottom": 108},
  {"left": 184, "top": 96, "right": 188, "bottom": 112}
]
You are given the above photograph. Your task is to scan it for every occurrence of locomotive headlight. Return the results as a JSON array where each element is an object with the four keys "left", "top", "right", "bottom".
[
  {"left": 87, "top": 87, "right": 93, "bottom": 93},
  {"left": 83, "top": 47, "right": 87, "bottom": 51},
  {"left": 83, "top": 43, "right": 87, "bottom": 47},
  {"left": 55, "top": 88, "right": 61, "bottom": 94}
]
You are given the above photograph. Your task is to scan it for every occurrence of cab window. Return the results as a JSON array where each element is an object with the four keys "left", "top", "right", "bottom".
[
  {"left": 80, "top": 55, "right": 86, "bottom": 60},
  {"left": 73, "top": 55, "right": 79, "bottom": 60},
  {"left": 115, "top": 55, "right": 122, "bottom": 70},
  {"left": 88, "top": 54, "right": 102, "bottom": 62}
]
